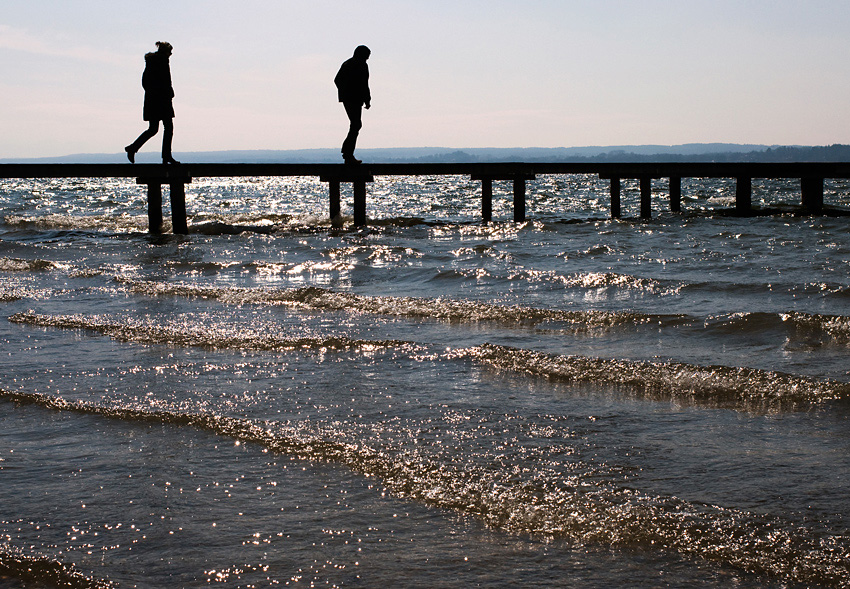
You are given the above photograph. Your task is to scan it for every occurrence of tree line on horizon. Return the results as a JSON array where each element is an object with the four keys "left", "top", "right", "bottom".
[{"left": 401, "top": 144, "right": 850, "bottom": 164}]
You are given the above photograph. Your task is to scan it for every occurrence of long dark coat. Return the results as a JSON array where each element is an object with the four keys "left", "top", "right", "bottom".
[{"left": 142, "top": 51, "right": 175, "bottom": 121}]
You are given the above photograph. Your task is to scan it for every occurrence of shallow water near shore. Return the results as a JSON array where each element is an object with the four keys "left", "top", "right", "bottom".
[{"left": 1, "top": 174, "right": 849, "bottom": 587}]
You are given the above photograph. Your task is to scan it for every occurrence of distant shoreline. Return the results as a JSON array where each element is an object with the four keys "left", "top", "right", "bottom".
[{"left": 3, "top": 144, "right": 850, "bottom": 164}]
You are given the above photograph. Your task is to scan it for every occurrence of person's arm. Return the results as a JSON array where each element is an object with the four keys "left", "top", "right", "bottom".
[{"left": 364, "top": 64, "right": 371, "bottom": 109}]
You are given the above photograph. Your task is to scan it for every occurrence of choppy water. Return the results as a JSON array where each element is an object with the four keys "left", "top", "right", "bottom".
[{"left": 1, "top": 173, "right": 849, "bottom": 588}]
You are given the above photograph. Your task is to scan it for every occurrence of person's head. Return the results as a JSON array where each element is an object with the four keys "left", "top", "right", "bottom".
[
  {"left": 156, "top": 41, "right": 173, "bottom": 56},
  {"left": 353, "top": 45, "right": 370, "bottom": 61}
]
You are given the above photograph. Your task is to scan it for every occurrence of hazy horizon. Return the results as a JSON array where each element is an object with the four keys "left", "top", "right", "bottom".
[{"left": 0, "top": 142, "right": 787, "bottom": 163}]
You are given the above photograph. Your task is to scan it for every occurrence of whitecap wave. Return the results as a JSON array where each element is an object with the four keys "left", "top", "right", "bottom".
[
  {"left": 118, "top": 280, "right": 684, "bottom": 331},
  {"left": 8, "top": 311, "right": 416, "bottom": 353},
  {"left": 454, "top": 343, "right": 848, "bottom": 407}
]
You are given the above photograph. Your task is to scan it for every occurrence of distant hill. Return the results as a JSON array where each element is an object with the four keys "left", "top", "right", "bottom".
[{"left": 4, "top": 144, "right": 850, "bottom": 164}]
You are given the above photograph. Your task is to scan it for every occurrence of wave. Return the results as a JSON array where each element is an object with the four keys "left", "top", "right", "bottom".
[
  {"left": 439, "top": 268, "right": 682, "bottom": 295},
  {"left": 2, "top": 388, "right": 848, "bottom": 586},
  {"left": 4, "top": 212, "right": 285, "bottom": 236},
  {"left": 102, "top": 280, "right": 850, "bottom": 347},
  {"left": 781, "top": 311, "right": 850, "bottom": 343},
  {"left": 10, "top": 295, "right": 848, "bottom": 409},
  {"left": 9, "top": 309, "right": 847, "bottom": 412},
  {"left": 0, "top": 259, "right": 122, "bottom": 282},
  {"left": 4, "top": 213, "right": 152, "bottom": 233},
  {"left": 189, "top": 221, "right": 278, "bottom": 235},
  {"left": 0, "top": 257, "right": 59, "bottom": 272},
  {"left": 190, "top": 212, "right": 295, "bottom": 226},
  {"left": 118, "top": 280, "right": 686, "bottom": 331},
  {"left": 118, "top": 281, "right": 850, "bottom": 347},
  {"left": 555, "top": 270, "right": 682, "bottom": 295},
  {"left": 0, "top": 285, "right": 61, "bottom": 302},
  {"left": 453, "top": 343, "right": 849, "bottom": 407},
  {"left": 181, "top": 213, "right": 430, "bottom": 232},
  {"left": 683, "top": 277, "right": 850, "bottom": 300},
  {"left": 8, "top": 311, "right": 415, "bottom": 353},
  {"left": 0, "top": 288, "right": 24, "bottom": 302},
  {"left": 2, "top": 211, "right": 430, "bottom": 236},
  {"left": 14, "top": 272, "right": 850, "bottom": 349},
  {"left": 0, "top": 541, "right": 112, "bottom": 588},
  {"left": 698, "top": 311, "right": 850, "bottom": 347}
]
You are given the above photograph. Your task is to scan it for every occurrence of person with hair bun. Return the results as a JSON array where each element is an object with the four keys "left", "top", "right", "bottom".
[{"left": 125, "top": 41, "right": 179, "bottom": 165}]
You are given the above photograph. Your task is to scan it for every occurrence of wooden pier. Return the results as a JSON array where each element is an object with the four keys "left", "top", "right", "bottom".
[{"left": 1, "top": 162, "right": 849, "bottom": 233}]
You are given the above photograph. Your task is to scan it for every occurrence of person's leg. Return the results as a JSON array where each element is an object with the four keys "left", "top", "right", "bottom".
[
  {"left": 126, "top": 121, "right": 160, "bottom": 163},
  {"left": 161, "top": 118, "right": 178, "bottom": 163},
  {"left": 341, "top": 102, "right": 362, "bottom": 161}
]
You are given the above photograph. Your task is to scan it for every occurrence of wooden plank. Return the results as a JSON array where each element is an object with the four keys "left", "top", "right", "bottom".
[
  {"left": 594, "top": 162, "right": 850, "bottom": 180},
  {"left": 3, "top": 161, "right": 850, "bottom": 180}
]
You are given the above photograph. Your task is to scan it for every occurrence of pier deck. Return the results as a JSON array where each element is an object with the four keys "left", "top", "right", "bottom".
[{"left": 1, "top": 162, "right": 849, "bottom": 233}]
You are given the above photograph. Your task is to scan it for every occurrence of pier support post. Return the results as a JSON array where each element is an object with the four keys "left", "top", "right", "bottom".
[
  {"left": 640, "top": 177, "right": 652, "bottom": 219},
  {"left": 146, "top": 183, "right": 163, "bottom": 234},
  {"left": 669, "top": 177, "right": 682, "bottom": 213},
  {"left": 610, "top": 178, "right": 621, "bottom": 219},
  {"left": 169, "top": 182, "right": 188, "bottom": 234},
  {"left": 481, "top": 178, "right": 493, "bottom": 223},
  {"left": 801, "top": 177, "right": 824, "bottom": 213},
  {"left": 329, "top": 180, "right": 341, "bottom": 221},
  {"left": 513, "top": 178, "right": 526, "bottom": 222},
  {"left": 353, "top": 180, "right": 367, "bottom": 226},
  {"left": 138, "top": 176, "right": 192, "bottom": 234},
  {"left": 472, "top": 174, "right": 534, "bottom": 222},
  {"left": 736, "top": 177, "right": 752, "bottom": 213},
  {"left": 320, "top": 172, "right": 374, "bottom": 227}
]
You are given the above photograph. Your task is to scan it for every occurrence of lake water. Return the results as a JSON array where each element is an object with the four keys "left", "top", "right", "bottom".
[{"left": 1, "top": 173, "right": 849, "bottom": 587}]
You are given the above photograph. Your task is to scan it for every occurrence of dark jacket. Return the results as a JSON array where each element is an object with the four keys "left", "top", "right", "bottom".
[
  {"left": 334, "top": 57, "right": 370, "bottom": 105},
  {"left": 142, "top": 51, "right": 175, "bottom": 121}
]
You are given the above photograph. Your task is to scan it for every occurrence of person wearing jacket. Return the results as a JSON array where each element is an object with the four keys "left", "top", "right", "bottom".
[
  {"left": 334, "top": 45, "right": 371, "bottom": 164},
  {"left": 125, "top": 41, "right": 179, "bottom": 164}
]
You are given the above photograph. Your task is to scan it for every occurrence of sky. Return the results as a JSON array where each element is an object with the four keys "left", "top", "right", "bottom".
[{"left": 2, "top": 0, "right": 850, "bottom": 158}]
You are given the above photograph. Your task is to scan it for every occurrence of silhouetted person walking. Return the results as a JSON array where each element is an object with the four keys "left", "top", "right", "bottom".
[
  {"left": 334, "top": 45, "right": 371, "bottom": 165},
  {"left": 125, "top": 42, "right": 179, "bottom": 164}
]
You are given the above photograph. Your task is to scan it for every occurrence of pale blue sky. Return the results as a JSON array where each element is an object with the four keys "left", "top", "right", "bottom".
[{"left": 2, "top": 0, "right": 849, "bottom": 158}]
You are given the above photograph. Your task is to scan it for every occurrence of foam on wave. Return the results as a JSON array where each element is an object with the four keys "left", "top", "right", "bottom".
[
  {"left": 119, "top": 280, "right": 682, "bottom": 331},
  {"left": 4, "top": 213, "right": 151, "bottom": 233},
  {"left": 8, "top": 311, "right": 414, "bottom": 353},
  {"left": 453, "top": 343, "right": 849, "bottom": 407},
  {"left": 0, "top": 541, "right": 112, "bottom": 588},
  {"left": 0, "top": 257, "right": 58, "bottom": 272}
]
